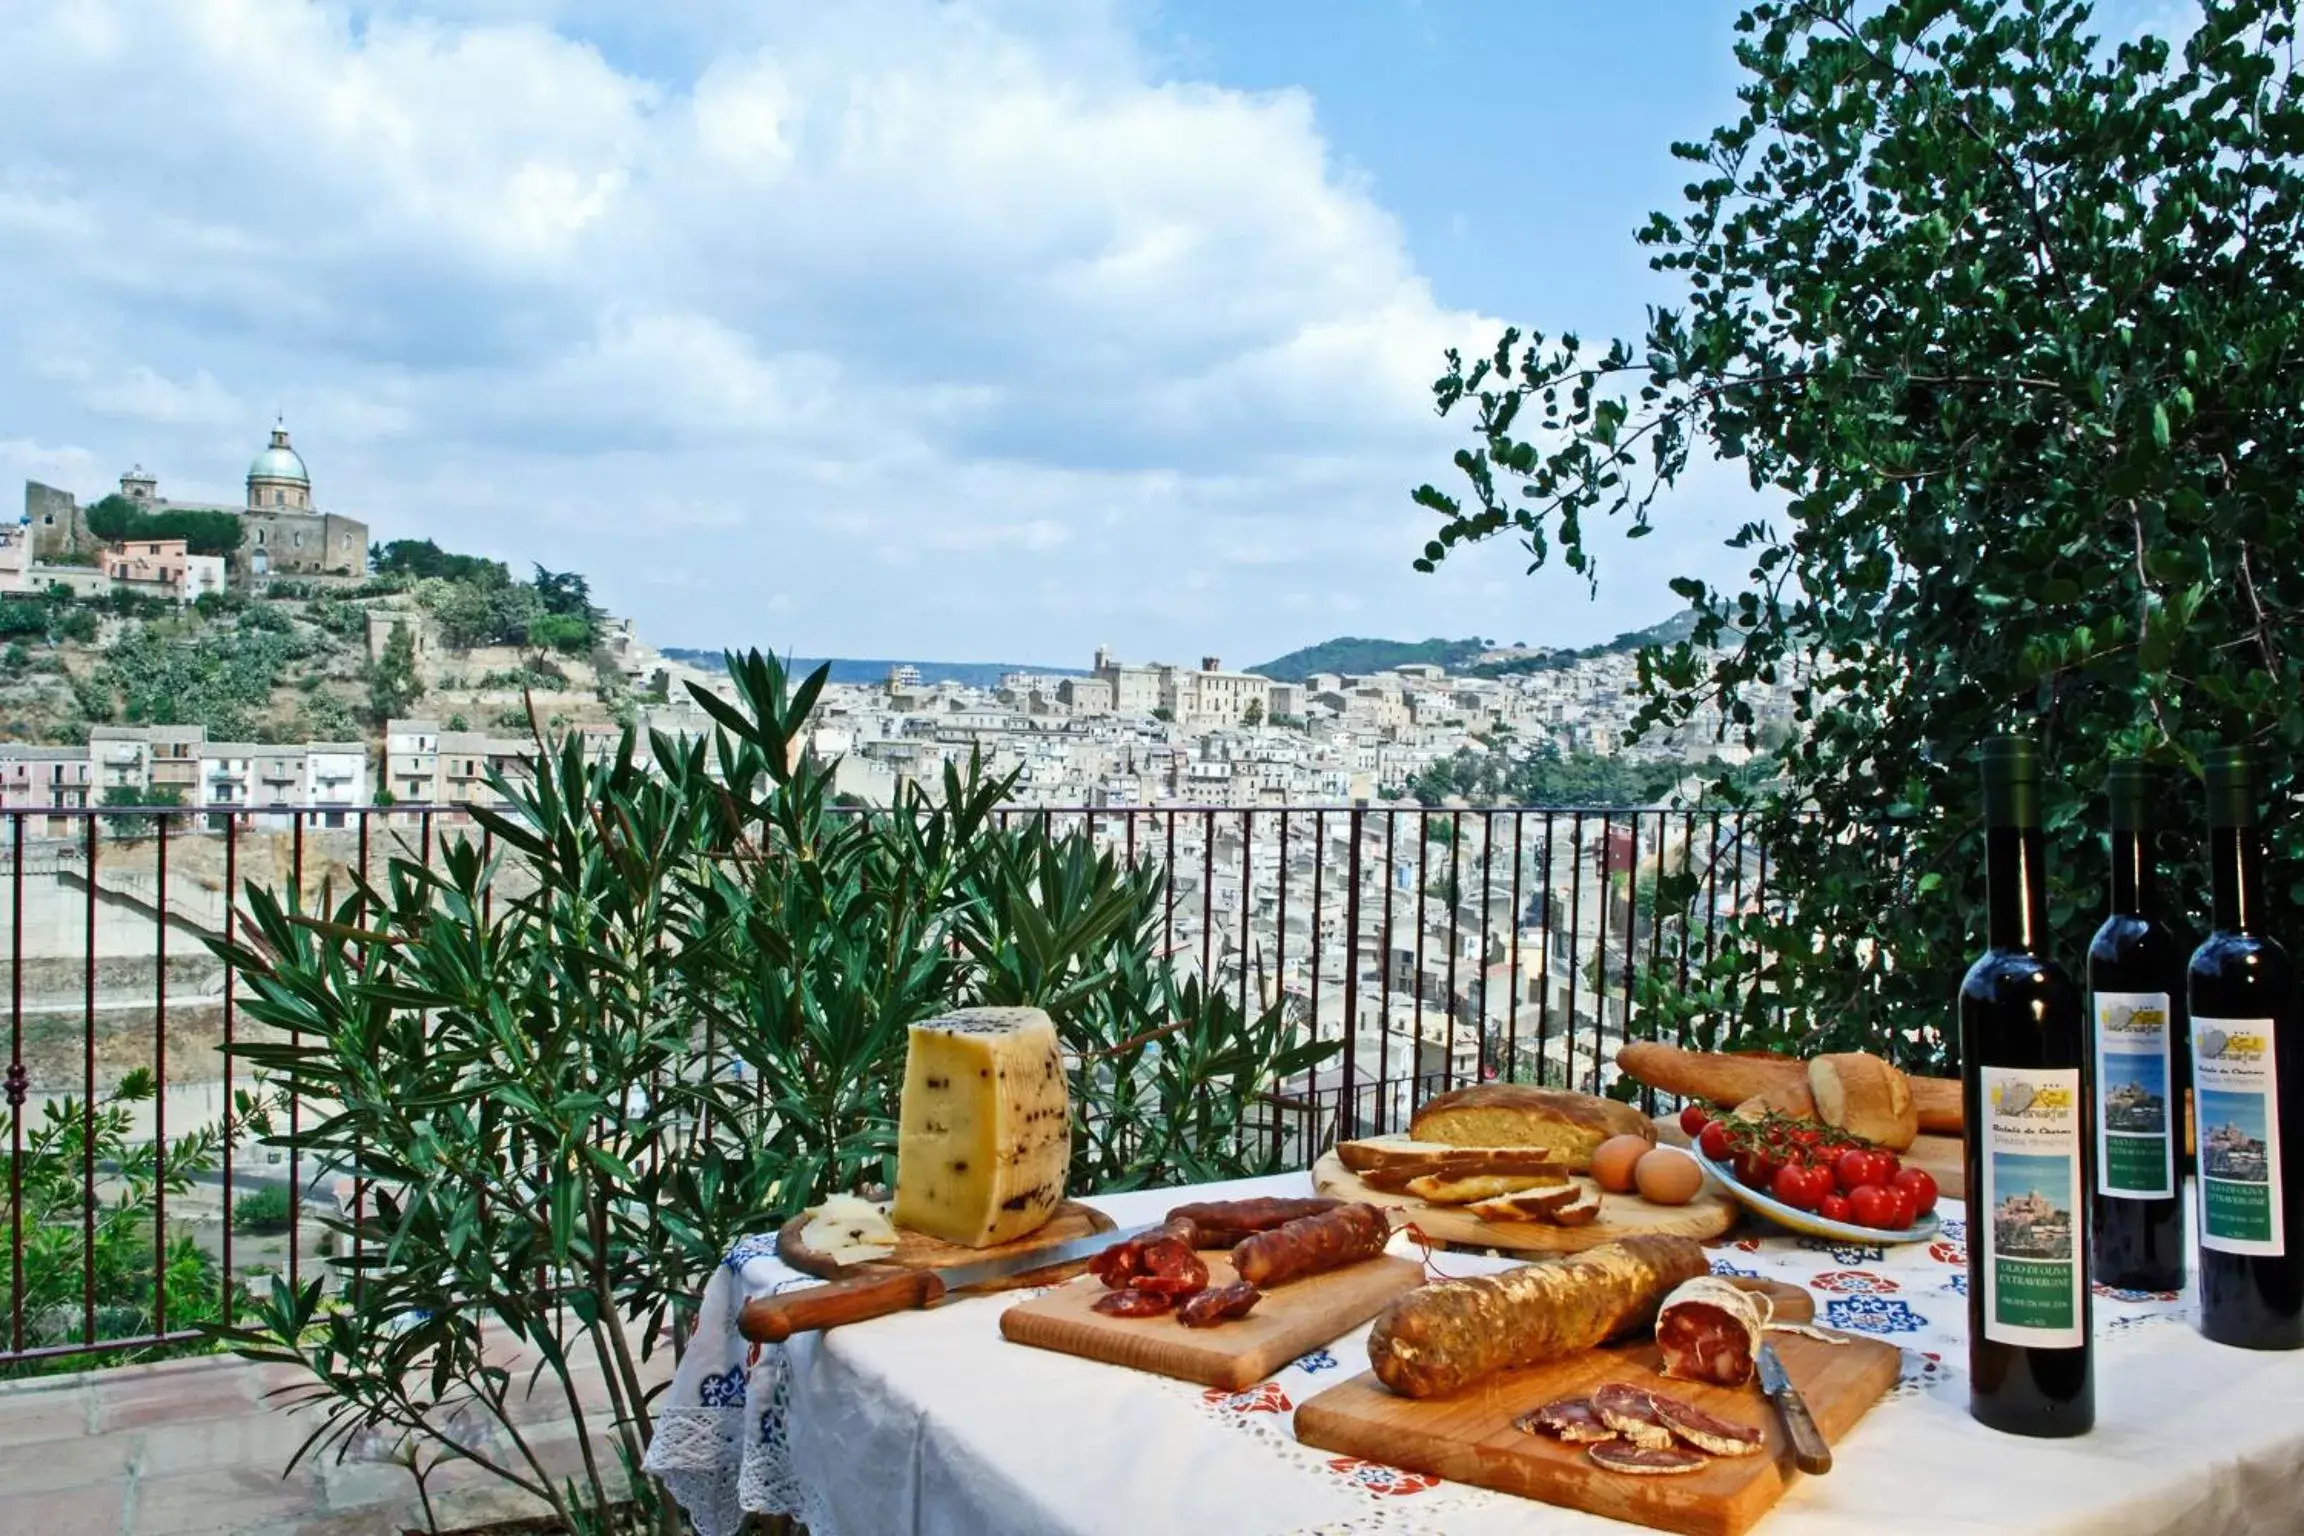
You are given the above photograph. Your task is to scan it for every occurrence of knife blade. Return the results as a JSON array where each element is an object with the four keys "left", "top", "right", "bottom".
[
  {"left": 1755, "top": 1341, "right": 1832, "bottom": 1476},
  {"left": 739, "top": 1220, "right": 1160, "bottom": 1343}
]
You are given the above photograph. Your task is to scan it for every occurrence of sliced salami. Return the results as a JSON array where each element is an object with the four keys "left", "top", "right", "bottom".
[
  {"left": 1133, "top": 1238, "right": 1210, "bottom": 1297},
  {"left": 1176, "top": 1280, "right": 1262, "bottom": 1328},
  {"left": 1649, "top": 1392, "right": 1766, "bottom": 1457},
  {"left": 1587, "top": 1440, "right": 1709, "bottom": 1476},
  {"left": 1091, "top": 1287, "right": 1173, "bottom": 1318},
  {"left": 1514, "top": 1395, "right": 1617, "bottom": 1444},
  {"left": 1654, "top": 1276, "right": 1770, "bottom": 1387},
  {"left": 1590, "top": 1382, "right": 1674, "bottom": 1450}
]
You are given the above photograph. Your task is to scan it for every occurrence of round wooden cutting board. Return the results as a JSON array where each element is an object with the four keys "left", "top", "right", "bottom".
[
  {"left": 776, "top": 1200, "right": 1118, "bottom": 1292},
  {"left": 1312, "top": 1137, "right": 1737, "bottom": 1254}
]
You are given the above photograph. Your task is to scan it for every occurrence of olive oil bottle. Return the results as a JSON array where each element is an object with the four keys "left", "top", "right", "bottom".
[
  {"left": 2087, "top": 760, "right": 2186, "bottom": 1293},
  {"left": 1960, "top": 736, "right": 2093, "bottom": 1435},
  {"left": 2189, "top": 747, "right": 2304, "bottom": 1349}
]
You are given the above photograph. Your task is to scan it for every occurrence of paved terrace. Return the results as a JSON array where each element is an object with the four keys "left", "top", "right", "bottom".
[{"left": 0, "top": 1344, "right": 674, "bottom": 1535}]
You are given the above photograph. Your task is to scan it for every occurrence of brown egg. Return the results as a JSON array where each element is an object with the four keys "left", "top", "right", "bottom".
[
  {"left": 1634, "top": 1146, "right": 1705, "bottom": 1206},
  {"left": 1590, "top": 1133, "right": 1654, "bottom": 1193}
]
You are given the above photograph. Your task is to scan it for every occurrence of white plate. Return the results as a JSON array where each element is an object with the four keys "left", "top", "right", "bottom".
[{"left": 1690, "top": 1147, "right": 1942, "bottom": 1245}]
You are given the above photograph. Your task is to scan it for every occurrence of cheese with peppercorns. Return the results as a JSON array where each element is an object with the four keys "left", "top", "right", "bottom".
[{"left": 891, "top": 1007, "right": 1071, "bottom": 1247}]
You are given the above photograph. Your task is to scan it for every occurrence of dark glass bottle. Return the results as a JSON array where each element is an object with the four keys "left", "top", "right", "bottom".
[
  {"left": 1960, "top": 735, "right": 2093, "bottom": 1436},
  {"left": 2188, "top": 747, "right": 2304, "bottom": 1349},
  {"left": 2087, "top": 760, "right": 2187, "bottom": 1292}
]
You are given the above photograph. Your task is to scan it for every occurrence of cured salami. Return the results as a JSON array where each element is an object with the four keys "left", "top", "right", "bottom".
[
  {"left": 1367, "top": 1235, "right": 1708, "bottom": 1399},
  {"left": 1091, "top": 1287, "right": 1173, "bottom": 1318},
  {"left": 1131, "top": 1238, "right": 1210, "bottom": 1298},
  {"left": 1590, "top": 1383, "right": 1675, "bottom": 1449},
  {"left": 1163, "top": 1197, "right": 1337, "bottom": 1248},
  {"left": 1586, "top": 1440, "right": 1709, "bottom": 1476},
  {"left": 1231, "top": 1202, "right": 1391, "bottom": 1288},
  {"left": 1649, "top": 1393, "right": 1764, "bottom": 1457},
  {"left": 1176, "top": 1280, "right": 1263, "bottom": 1328},
  {"left": 1654, "top": 1276, "right": 1771, "bottom": 1388},
  {"left": 1514, "top": 1395, "right": 1617, "bottom": 1444},
  {"left": 1087, "top": 1219, "right": 1196, "bottom": 1288}
]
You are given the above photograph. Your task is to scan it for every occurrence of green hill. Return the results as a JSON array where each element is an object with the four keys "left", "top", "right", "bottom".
[{"left": 1247, "top": 636, "right": 1489, "bottom": 682}]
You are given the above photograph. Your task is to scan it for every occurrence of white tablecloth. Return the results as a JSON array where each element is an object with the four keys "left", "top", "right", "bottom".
[{"left": 645, "top": 1173, "right": 2304, "bottom": 1536}]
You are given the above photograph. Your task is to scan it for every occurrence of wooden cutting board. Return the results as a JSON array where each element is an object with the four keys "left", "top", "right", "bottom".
[
  {"left": 1294, "top": 1279, "right": 1900, "bottom": 1536},
  {"left": 1001, "top": 1253, "right": 1424, "bottom": 1391},
  {"left": 1650, "top": 1118, "right": 1967, "bottom": 1200},
  {"left": 1312, "top": 1140, "right": 1738, "bottom": 1255},
  {"left": 776, "top": 1200, "right": 1118, "bottom": 1293}
]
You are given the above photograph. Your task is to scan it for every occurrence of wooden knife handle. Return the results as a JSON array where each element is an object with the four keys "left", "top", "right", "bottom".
[
  {"left": 739, "top": 1269, "right": 945, "bottom": 1343},
  {"left": 1775, "top": 1386, "right": 1833, "bottom": 1476}
]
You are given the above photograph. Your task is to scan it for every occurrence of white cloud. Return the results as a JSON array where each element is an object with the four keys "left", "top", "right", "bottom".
[{"left": 0, "top": 0, "right": 1725, "bottom": 661}]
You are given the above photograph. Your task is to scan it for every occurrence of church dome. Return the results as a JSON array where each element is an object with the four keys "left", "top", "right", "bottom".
[{"left": 248, "top": 425, "right": 309, "bottom": 486}]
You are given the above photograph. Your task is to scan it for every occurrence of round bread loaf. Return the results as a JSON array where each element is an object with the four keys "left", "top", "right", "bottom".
[{"left": 1408, "top": 1084, "right": 1653, "bottom": 1171}]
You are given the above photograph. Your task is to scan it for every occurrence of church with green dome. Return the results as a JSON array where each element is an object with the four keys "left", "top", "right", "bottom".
[{"left": 28, "top": 421, "right": 369, "bottom": 585}]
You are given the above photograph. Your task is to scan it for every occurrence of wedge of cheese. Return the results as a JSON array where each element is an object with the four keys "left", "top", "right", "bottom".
[{"left": 891, "top": 1007, "right": 1071, "bottom": 1248}]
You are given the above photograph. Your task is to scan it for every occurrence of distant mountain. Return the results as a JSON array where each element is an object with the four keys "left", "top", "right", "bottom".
[
  {"left": 1247, "top": 636, "right": 1490, "bottom": 682},
  {"left": 659, "top": 649, "right": 1085, "bottom": 690},
  {"left": 1251, "top": 615, "right": 1709, "bottom": 684},
  {"left": 1465, "top": 611, "right": 1714, "bottom": 678}
]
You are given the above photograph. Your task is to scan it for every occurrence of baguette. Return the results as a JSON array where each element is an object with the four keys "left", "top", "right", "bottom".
[
  {"left": 1368, "top": 1235, "right": 1709, "bottom": 1399},
  {"left": 1909, "top": 1075, "right": 1963, "bottom": 1135},
  {"left": 1809, "top": 1052, "right": 1918, "bottom": 1151},
  {"left": 1403, "top": 1171, "right": 1573, "bottom": 1205},
  {"left": 1614, "top": 1043, "right": 1810, "bottom": 1110},
  {"left": 1621, "top": 1040, "right": 1966, "bottom": 1136}
]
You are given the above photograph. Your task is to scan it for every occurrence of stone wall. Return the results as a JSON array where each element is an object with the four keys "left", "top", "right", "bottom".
[{"left": 24, "top": 480, "right": 90, "bottom": 561}]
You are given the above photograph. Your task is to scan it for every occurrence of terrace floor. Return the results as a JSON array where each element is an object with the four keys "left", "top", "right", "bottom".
[{"left": 0, "top": 1344, "right": 672, "bottom": 1536}]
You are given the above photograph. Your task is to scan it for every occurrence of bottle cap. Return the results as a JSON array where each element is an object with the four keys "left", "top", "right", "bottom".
[
  {"left": 2205, "top": 746, "right": 2256, "bottom": 829},
  {"left": 1980, "top": 735, "right": 2039, "bottom": 827},
  {"left": 2107, "top": 759, "right": 2150, "bottom": 831}
]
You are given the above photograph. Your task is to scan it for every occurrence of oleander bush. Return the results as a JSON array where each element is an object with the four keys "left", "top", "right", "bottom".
[{"left": 206, "top": 649, "right": 1336, "bottom": 1533}]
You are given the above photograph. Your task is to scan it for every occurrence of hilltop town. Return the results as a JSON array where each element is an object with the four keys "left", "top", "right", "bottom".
[{"left": 2, "top": 426, "right": 1800, "bottom": 827}]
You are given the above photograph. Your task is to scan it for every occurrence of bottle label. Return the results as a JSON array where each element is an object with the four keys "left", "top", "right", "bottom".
[
  {"left": 1981, "top": 1066, "right": 2085, "bottom": 1348},
  {"left": 2193, "top": 1017, "right": 2285, "bottom": 1256},
  {"left": 2093, "top": 991, "right": 2174, "bottom": 1198}
]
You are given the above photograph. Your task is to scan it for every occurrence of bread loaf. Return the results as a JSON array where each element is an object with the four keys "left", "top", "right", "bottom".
[
  {"left": 1408, "top": 1085, "right": 1652, "bottom": 1171},
  {"left": 1908, "top": 1075, "right": 1963, "bottom": 1135},
  {"left": 1402, "top": 1171, "right": 1572, "bottom": 1205},
  {"left": 1614, "top": 1043, "right": 1810, "bottom": 1110},
  {"left": 1808, "top": 1052, "right": 1918, "bottom": 1150},
  {"left": 1354, "top": 1149, "right": 1568, "bottom": 1191},
  {"left": 1367, "top": 1235, "right": 1708, "bottom": 1398},
  {"left": 1621, "top": 1040, "right": 1966, "bottom": 1136}
]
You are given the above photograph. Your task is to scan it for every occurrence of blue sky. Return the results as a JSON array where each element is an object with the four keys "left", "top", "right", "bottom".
[{"left": 0, "top": 2, "right": 1783, "bottom": 664}]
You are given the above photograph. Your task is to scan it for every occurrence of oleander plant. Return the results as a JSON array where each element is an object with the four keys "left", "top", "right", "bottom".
[{"left": 204, "top": 649, "right": 1334, "bottom": 1533}]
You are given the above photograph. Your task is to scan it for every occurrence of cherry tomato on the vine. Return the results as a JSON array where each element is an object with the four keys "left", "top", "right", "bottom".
[
  {"left": 1891, "top": 1166, "right": 1939, "bottom": 1217},
  {"left": 1817, "top": 1193, "right": 1853, "bottom": 1224},
  {"left": 1698, "top": 1121, "right": 1734, "bottom": 1161},
  {"left": 1679, "top": 1104, "right": 1713, "bottom": 1137}
]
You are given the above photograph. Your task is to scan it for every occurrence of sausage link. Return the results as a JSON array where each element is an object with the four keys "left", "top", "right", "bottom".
[
  {"left": 1230, "top": 1202, "right": 1391, "bottom": 1288},
  {"left": 1165, "top": 1197, "right": 1339, "bottom": 1247},
  {"left": 1177, "top": 1281, "right": 1263, "bottom": 1328}
]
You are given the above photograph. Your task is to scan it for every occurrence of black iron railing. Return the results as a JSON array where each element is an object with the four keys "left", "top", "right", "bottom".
[{"left": 0, "top": 799, "right": 1775, "bottom": 1369}]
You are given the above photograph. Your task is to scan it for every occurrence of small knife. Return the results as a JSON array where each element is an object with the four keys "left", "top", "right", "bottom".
[
  {"left": 738, "top": 1221, "right": 1159, "bottom": 1343},
  {"left": 1756, "top": 1341, "right": 1832, "bottom": 1476}
]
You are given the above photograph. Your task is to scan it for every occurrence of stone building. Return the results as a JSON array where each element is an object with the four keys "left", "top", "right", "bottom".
[{"left": 21, "top": 422, "right": 369, "bottom": 585}]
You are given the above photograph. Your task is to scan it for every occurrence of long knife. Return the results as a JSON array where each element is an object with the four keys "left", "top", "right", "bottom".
[
  {"left": 1755, "top": 1341, "right": 1832, "bottom": 1476},
  {"left": 739, "top": 1221, "right": 1160, "bottom": 1343}
]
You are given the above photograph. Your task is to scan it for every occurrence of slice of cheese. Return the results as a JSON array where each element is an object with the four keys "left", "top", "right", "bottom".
[
  {"left": 891, "top": 1007, "right": 1071, "bottom": 1248},
  {"left": 799, "top": 1194, "right": 900, "bottom": 1267}
]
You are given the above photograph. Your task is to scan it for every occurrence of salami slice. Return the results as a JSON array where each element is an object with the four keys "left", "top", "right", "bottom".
[
  {"left": 1091, "top": 1287, "right": 1174, "bottom": 1318},
  {"left": 1587, "top": 1440, "right": 1709, "bottom": 1476},
  {"left": 1514, "top": 1395, "right": 1617, "bottom": 1444},
  {"left": 1590, "top": 1383, "right": 1674, "bottom": 1449},
  {"left": 1133, "top": 1238, "right": 1210, "bottom": 1297},
  {"left": 1654, "top": 1276, "right": 1770, "bottom": 1387},
  {"left": 1649, "top": 1393, "right": 1765, "bottom": 1457},
  {"left": 1177, "top": 1280, "right": 1263, "bottom": 1328}
]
